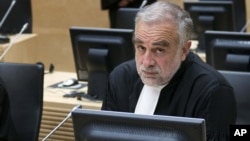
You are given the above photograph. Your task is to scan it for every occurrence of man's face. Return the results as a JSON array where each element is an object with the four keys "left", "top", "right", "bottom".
[{"left": 133, "top": 21, "right": 188, "bottom": 86}]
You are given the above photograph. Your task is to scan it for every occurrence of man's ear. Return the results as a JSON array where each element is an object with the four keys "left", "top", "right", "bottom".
[{"left": 181, "top": 40, "right": 191, "bottom": 61}]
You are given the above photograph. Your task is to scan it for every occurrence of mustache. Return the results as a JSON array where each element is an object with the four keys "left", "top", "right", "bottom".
[{"left": 140, "top": 65, "right": 160, "bottom": 73}]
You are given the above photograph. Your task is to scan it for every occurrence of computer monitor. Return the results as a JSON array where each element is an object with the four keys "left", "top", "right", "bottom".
[
  {"left": 204, "top": 30, "right": 250, "bottom": 71},
  {"left": 72, "top": 108, "right": 206, "bottom": 141},
  {"left": 114, "top": 8, "right": 139, "bottom": 29},
  {"left": 69, "top": 26, "right": 134, "bottom": 100},
  {"left": 184, "top": 0, "right": 246, "bottom": 51},
  {"left": 0, "top": 0, "right": 32, "bottom": 34}
]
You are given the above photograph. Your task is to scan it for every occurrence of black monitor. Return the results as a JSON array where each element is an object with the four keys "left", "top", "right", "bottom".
[
  {"left": 72, "top": 108, "right": 206, "bottom": 141},
  {"left": 69, "top": 27, "right": 134, "bottom": 100},
  {"left": 184, "top": 0, "right": 246, "bottom": 51},
  {"left": 0, "top": 0, "right": 32, "bottom": 34},
  {"left": 114, "top": 8, "right": 139, "bottom": 29},
  {"left": 204, "top": 30, "right": 250, "bottom": 71}
]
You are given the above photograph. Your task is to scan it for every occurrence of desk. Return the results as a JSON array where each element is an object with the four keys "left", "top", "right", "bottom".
[
  {"left": 0, "top": 34, "right": 37, "bottom": 62},
  {"left": 39, "top": 71, "right": 102, "bottom": 141},
  {"left": 43, "top": 71, "right": 102, "bottom": 108}
]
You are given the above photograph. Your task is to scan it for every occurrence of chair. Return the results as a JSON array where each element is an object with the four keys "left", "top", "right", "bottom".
[
  {"left": 204, "top": 30, "right": 250, "bottom": 72},
  {"left": 0, "top": 0, "right": 32, "bottom": 34},
  {"left": 115, "top": 8, "right": 138, "bottom": 29},
  {"left": 219, "top": 70, "right": 250, "bottom": 124},
  {"left": 0, "top": 62, "right": 44, "bottom": 141}
]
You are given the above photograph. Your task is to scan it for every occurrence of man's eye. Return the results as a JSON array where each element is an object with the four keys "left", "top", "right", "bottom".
[
  {"left": 137, "top": 46, "right": 145, "bottom": 52},
  {"left": 156, "top": 48, "right": 165, "bottom": 54}
]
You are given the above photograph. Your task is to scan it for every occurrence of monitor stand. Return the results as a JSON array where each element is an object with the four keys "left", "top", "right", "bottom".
[
  {"left": 63, "top": 48, "right": 109, "bottom": 101},
  {"left": 86, "top": 48, "right": 109, "bottom": 100}
]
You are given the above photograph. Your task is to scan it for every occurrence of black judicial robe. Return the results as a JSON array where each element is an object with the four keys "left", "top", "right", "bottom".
[{"left": 102, "top": 52, "right": 237, "bottom": 141}]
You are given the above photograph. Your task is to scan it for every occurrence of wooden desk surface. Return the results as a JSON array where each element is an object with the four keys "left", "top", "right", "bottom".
[
  {"left": 43, "top": 71, "right": 102, "bottom": 109},
  {"left": 0, "top": 34, "right": 37, "bottom": 48},
  {"left": 0, "top": 34, "right": 37, "bottom": 62},
  {"left": 40, "top": 71, "right": 102, "bottom": 141}
]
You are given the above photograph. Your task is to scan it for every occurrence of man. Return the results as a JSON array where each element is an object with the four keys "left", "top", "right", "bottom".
[
  {"left": 101, "top": 0, "right": 156, "bottom": 28},
  {"left": 101, "top": 1, "right": 236, "bottom": 141}
]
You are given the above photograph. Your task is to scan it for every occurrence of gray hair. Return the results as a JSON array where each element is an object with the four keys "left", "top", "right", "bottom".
[{"left": 135, "top": 1, "right": 193, "bottom": 47}]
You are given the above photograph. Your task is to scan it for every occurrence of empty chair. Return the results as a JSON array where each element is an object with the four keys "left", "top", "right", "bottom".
[
  {"left": 219, "top": 70, "right": 250, "bottom": 124},
  {"left": 0, "top": 62, "right": 44, "bottom": 141},
  {"left": 0, "top": 0, "right": 32, "bottom": 34},
  {"left": 115, "top": 8, "right": 138, "bottom": 29}
]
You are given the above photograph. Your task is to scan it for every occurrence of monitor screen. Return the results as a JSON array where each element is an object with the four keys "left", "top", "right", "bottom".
[
  {"left": 204, "top": 30, "right": 250, "bottom": 71},
  {"left": 114, "top": 8, "right": 139, "bottom": 29},
  {"left": 184, "top": 0, "right": 246, "bottom": 51},
  {"left": 72, "top": 108, "right": 206, "bottom": 141},
  {"left": 0, "top": 0, "right": 32, "bottom": 34},
  {"left": 69, "top": 27, "right": 134, "bottom": 100}
]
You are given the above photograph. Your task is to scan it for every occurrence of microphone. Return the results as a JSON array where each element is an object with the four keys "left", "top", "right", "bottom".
[
  {"left": 240, "top": 19, "right": 250, "bottom": 32},
  {"left": 0, "top": 0, "right": 16, "bottom": 29},
  {"left": 0, "top": 0, "right": 16, "bottom": 44},
  {"left": 0, "top": 22, "right": 28, "bottom": 61},
  {"left": 42, "top": 105, "right": 82, "bottom": 141},
  {"left": 139, "top": 0, "right": 147, "bottom": 9}
]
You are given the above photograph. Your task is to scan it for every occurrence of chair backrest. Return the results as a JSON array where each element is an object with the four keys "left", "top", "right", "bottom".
[
  {"left": 0, "top": 62, "right": 44, "bottom": 141},
  {"left": 0, "top": 0, "right": 32, "bottom": 34},
  {"left": 219, "top": 70, "right": 250, "bottom": 124},
  {"left": 115, "top": 8, "right": 138, "bottom": 29}
]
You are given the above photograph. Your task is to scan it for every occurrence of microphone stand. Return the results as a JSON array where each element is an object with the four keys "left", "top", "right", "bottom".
[
  {"left": 0, "top": 0, "right": 16, "bottom": 29},
  {"left": 42, "top": 105, "right": 82, "bottom": 141},
  {"left": 0, "top": 0, "right": 16, "bottom": 43},
  {"left": 0, "top": 22, "right": 28, "bottom": 61},
  {"left": 139, "top": 0, "right": 147, "bottom": 9},
  {"left": 240, "top": 19, "right": 250, "bottom": 32}
]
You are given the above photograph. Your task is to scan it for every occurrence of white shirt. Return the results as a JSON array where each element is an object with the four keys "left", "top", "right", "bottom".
[{"left": 134, "top": 85, "right": 166, "bottom": 115}]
